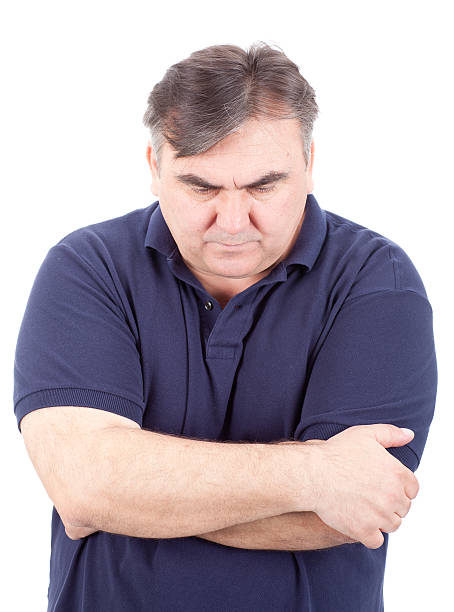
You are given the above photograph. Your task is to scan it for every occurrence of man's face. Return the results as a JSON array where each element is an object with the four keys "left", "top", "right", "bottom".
[{"left": 146, "top": 117, "right": 314, "bottom": 291}]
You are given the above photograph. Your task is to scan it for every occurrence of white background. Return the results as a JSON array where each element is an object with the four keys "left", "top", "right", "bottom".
[{"left": 1, "top": 1, "right": 452, "bottom": 610}]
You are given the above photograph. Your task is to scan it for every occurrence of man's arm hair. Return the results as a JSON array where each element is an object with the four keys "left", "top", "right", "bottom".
[
  {"left": 194, "top": 439, "right": 357, "bottom": 550},
  {"left": 196, "top": 510, "right": 357, "bottom": 551},
  {"left": 65, "top": 510, "right": 356, "bottom": 550},
  {"left": 20, "top": 405, "right": 318, "bottom": 539},
  {"left": 59, "top": 431, "right": 356, "bottom": 551}
]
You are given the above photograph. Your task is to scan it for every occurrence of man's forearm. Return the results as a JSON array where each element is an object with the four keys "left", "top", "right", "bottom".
[
  {"left": 195, "top": 440, "right": 356, "bottom": 552},
  {"left": 68, "top": 438, "right": 355, "bottom": 550},
  {"left": 196, "top": 510, "right": 356, "bottom": 551},
  {"left": 65, "top": 510, "right": 356, "bottom": 550},
  {"left": 73, "top": 428, "right": 316, "bottom": 540}
]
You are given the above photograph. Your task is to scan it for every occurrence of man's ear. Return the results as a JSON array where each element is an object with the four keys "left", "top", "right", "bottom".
[
  {"left": 306, "top": 140, "right": 315, "bottom": 193},
  {"left": 146, "top": 141, "right": 160, "bottom": 197}
]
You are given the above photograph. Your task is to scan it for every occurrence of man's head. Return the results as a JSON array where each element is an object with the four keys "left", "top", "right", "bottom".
[{"left": 142, "top": 42, "right": 318, "bottom": 299}]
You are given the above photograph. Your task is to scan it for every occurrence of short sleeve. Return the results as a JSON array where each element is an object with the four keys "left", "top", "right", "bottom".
[
  {"left": 13, "top": 242, "right": 145, "bottom": 433},
  {"left": 294, "top": 290, "right": 438, "bottom": 472}
]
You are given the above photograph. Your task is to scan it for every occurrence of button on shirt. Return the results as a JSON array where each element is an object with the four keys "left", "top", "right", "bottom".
[{"left": 13, "top": 194, "right": 437, "bottom": 612}]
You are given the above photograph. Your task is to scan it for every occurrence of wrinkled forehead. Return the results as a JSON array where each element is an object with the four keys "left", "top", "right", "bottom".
[{"left": 161, "top": 117, "right": 306, "bottom": 179}]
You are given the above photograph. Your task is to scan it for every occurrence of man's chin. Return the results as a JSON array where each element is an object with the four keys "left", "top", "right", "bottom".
[
  {"left": 209, "top": 268, "right": 258, "bottom": 280},
  {"left": 205, "top": 260, "right": 273, "bottom": 280}
]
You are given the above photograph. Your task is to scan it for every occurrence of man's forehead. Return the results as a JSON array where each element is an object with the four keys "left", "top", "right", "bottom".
[
  {"left": 163, "top": 117, "right": 302, "bottom": 165},
  {"left": 167, "top": 147, "right": 295, "bottom": 179}
]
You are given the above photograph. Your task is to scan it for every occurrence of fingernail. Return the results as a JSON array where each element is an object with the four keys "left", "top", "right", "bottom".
[{"left": 400, "top": 428, "right": 414, "bottom": 437}]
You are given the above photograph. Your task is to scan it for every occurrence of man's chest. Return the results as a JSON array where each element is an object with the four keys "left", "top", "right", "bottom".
[{"left": 134, "top": 271, "right": 338, "bottom": 443}]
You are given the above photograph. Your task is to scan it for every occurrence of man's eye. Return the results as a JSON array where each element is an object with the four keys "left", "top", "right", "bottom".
[
  {"left": 192, "top": 185, "right": 275, "bottom": 194},
  {"left": 192, "top": 186, "right": 213, "bottom": 194},
  {"left": 253, "top": 185, "right": 275, "bottom": 193}
]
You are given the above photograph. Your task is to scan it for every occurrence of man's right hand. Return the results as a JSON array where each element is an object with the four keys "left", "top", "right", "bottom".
[{"left": 296, "top": 424, "right": 419, "bottom": 549}]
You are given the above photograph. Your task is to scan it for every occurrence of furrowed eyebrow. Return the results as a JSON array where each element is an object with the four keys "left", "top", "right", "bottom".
[{"left": 175, "top": 170, "right": 290, "bottom": 190}]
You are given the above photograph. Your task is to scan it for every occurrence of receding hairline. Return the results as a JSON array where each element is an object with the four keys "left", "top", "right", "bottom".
[{"left": 143, "top": 42, "right": 318, "bottom": 171}]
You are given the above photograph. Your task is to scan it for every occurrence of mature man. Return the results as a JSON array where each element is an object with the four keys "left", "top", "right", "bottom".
[{"left": 14, "top": 42, "right": 437, "bottom": 611}]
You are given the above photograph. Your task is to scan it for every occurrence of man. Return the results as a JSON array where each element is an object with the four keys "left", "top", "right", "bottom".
[{"left": 14, "top": 42, "right": 437, "bottom": 611}]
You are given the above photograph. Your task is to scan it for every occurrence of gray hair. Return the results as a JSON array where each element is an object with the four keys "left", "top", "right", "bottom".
[{"left": 143, "top": 41, "right": 318, "bottom": 174}]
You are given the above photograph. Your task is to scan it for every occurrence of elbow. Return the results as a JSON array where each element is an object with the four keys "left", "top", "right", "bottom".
[
  {"left": 59, "top": 501, "right": 97, "bottom": 540},
  {"left": 55, "top": 486, "right": 94, "bottom": 533}
]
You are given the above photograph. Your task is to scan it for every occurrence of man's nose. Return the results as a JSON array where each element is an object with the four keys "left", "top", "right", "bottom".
[{"left": 215, "top": 191, "right": 252, "bottom": 236}]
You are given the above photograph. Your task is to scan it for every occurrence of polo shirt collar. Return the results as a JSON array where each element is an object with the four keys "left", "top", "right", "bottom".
[
  {"left": 144, "top": 193, "right": 327, "bottom": 273},
  {"left": 281, "top": 193, "right": 327, "bottom": 271}
]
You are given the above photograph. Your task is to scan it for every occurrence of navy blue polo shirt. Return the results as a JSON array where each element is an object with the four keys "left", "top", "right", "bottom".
[{"left": 13, "top": 193, "right": 437, "bottom": 611}]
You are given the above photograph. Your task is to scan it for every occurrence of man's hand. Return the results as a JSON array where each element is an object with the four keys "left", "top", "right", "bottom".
[{"left": 304, "top": 424, "right": 418, "bottom": 549}]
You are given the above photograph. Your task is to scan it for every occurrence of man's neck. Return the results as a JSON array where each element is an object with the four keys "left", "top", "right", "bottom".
[{"left": 188, "top": 267, "right": 271, "bottom": 309}]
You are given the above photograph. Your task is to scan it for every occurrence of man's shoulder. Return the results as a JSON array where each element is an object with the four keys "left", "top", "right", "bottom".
[
  {"left": 51, "top": 203, "right": 156, "bottom": 267},
  {"left": 322, "top": 208, "right": 429, "bottom": 302}
]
